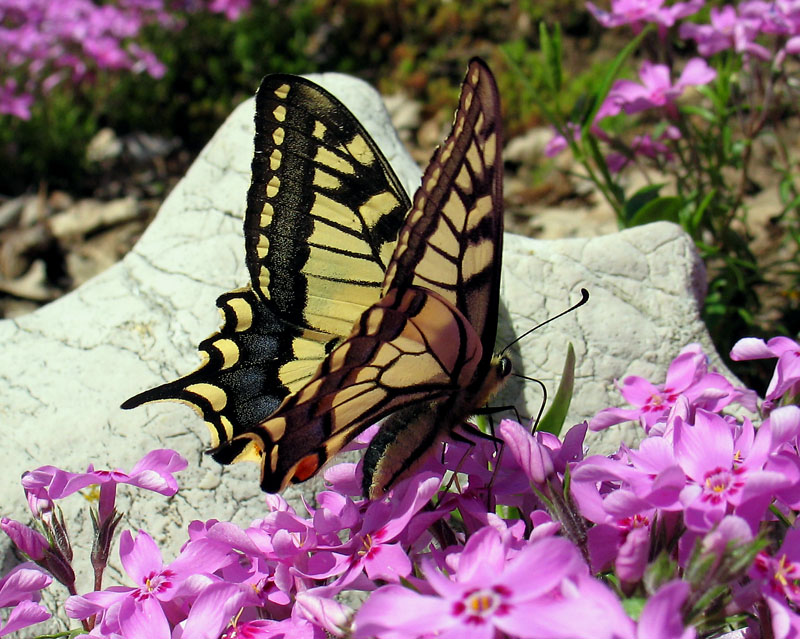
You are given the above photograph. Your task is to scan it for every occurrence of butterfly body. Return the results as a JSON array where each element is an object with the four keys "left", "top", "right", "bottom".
[{"left": 124, "top": 59, "right": 506, "bottom": 498}]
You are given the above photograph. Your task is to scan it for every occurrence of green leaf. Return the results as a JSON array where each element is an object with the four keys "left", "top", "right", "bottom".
[
  {"left": 539, "top": 22, "right": 563, "bottom": 93},
  {"left": 680, "top": 104, "right": 716, "bottom": 123},
  {"left": 621, "top": 596, "right": 647, "bottom": 621},
  {"left": 687, "top": 190, "right": 716, "bottom": 235},
  {"left": 537, "top": 343, "right": 575, "bottom": 435},
  {"left": 623, "top": 183, "right": 664, "bottom": 224},
  {"left": 580, "top": 25, "right": 651, "bottom": 130},
  {"left": 643, "top": 552, "right": 679, "bottom": 594},
  {"left": 629, "top": 196, "right": 683, "bottom": 227}
]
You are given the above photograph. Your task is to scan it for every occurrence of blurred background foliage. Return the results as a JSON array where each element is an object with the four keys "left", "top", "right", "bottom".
[{"left": 0, "top": 0, "right": 593, "bottom": 196}]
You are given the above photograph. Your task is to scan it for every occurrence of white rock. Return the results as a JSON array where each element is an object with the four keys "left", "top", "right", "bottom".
[
  {"left": 0, "top": 72, "right": 728, "bottom": 605},
  {"left": 503, "top": 126, "right": 555, "bottom": 165},
  {"left": 86, "top": 127, "right": 123, "bottom": 163},
  {"left": 48, "top": 197, "right": 139, "bottom": 239},
  {"left": 382, "top": 92, "right": 422, "bottom": 139}
]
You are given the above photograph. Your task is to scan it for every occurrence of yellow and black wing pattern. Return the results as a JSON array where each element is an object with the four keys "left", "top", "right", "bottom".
[
  {"left": 124, "top": 58, "right": 507, "bottom": 498},
  {"left": 230, "top": 58, "right": 508, "bottom": 497},
  {"left": 122, "top": 73, "right": 412, "bottom": 465}
]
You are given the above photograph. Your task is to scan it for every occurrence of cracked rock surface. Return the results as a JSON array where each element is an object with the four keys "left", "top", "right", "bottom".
[{"left": 0, "top": 72, "right": 726, "bottom": 599}]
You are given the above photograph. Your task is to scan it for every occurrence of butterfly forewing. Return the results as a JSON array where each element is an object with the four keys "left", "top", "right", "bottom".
[
  {"left": 383, "top": 59, "right": 503, "bottom": 356},
  {"left": 248, "top": 75, "right": 412, "bottom": 337}
]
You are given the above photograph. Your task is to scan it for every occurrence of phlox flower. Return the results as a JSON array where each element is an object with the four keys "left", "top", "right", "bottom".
[
  {"left": 679, "top": 5, "right": 769, "bottom": 59},
  {"left": 354, "top": 526, "right": 633, "bottom": 639},
  {"left": 0, "top": 79, "right": 33, "bottom": 119},
  {"left": 544, "top": 122, "right": 580, "bottom": 157},
  {"left": 0, "top": 0, "right": 253, "bottom": 120},
  {"left": 606, "top": 127, "right": 680, "bottom": 173},
  {"left": 199, "top": 514, "right": 317, "bottom": 615},
  {"left": 0, "top": 517, "right": 49, "bottom": 560},
  {"left": 66, "top": 529, "right": 230, "bottom": 638},
  {"left": 219, "top": 616, "right": 324, "bottom": 639},
  {"left": 170, "top": 582, "right": 250, "bottom": 639},
  {"left": 749, "top": 526, "right": 800, "bottom": 637},
  {"left": 322, "top": 473, "right": 441, "bottom": 589},
  {"left": 0, "top": 563, "right": 52, "bottom": 636},
  {"left": 208, "top": 0, "right": 252, "bottom": 20},
  {"left": 601, "top": 58, "right": 716, "bottom": 119},
  {"left": 586, "top": 0, "right": 704, "bottom": 33},
  {"left": 731, "top": 336, "right": 800, "bottom": 402},
  {"left": 634, "top": 580, "right": 696, "bottom": 639},
  {"left": 294, "top": 589, "right": 353, "bottom": 637},
  {"left": 590, "top": 343, "right": 747, "bottom": 432},
  {"left": 22, "top": 449, "right": 187, "bottom": 521},
  {"left": 675, "top": 409, "right": 792, "bottom": 532}
]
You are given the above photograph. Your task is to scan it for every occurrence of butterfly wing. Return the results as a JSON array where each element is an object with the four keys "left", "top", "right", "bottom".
[
  {"left": 383, "top": 57, "right": 503, "bottom": 357},
  {"left": 247, "top": 59, "right": 506, "bottom": 495},
  {"left": 248, "top": 75, "right": 412, "bottom": 336},
  {"left": 252, "top": 286, "right": 483, "bottom": 491},
  {"left": 123, "top": 74, "right": 412, "bottom": 461}
]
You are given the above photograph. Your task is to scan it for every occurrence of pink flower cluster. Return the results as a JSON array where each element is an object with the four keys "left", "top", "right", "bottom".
[
  {"left": 679, "top": 1, "right": 800, "bottom": 63},
  {"left": 545, "top": 55, "right": 715, "bottom": 170},
  {"left": 4, "top": 337, "right": 800, "bottom": 638},
  {"left": 549, "top": 0, "right": 800, "bottom": 174},
  {"left": 0, "top": 0, "right": 252, "bottom": 120}
]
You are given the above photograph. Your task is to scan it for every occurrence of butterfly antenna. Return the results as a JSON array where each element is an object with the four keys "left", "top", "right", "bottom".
[
  {"left": 500, "top": 288, "right": 589, "bottom": 357},
  {"left": 512, "top": 373, "right": 548, "bottom": 432}
]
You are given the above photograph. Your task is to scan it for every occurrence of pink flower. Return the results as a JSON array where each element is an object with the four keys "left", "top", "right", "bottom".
[
  {"left": 587, "top": 0, "right": 704, "bottom": 32},
  {"left": 208, "top": 0, "right": 251, "bottom": 20},
  {"left": 0, "top": 564, "right": 52, "bottom": 636},
  {"left": 590, "top": 344, "right": 747, "bottom": 432},
  {"left": 606, "top": 128, "right": 678, "bottom": 172},
  {"left": 675, "top": 410, "right": 792, "bottom": 532},
  {"left": 66, "top": 529, "right": 230, "bottom": 636},
  {"left": 680, "top": 4, "right": 771, "bottom": 60},
  {"left": 0, "top": 79, "right": 33, "bottom": 119},
  {"left": 544, "top": 123, "right": 580, "bottom": 157},
  {"left": 634, "top": 580, "right": 696, "bottom": 639},
  {"left": 219, "top": 617, "right": 324, "bottom": 639},
  {"left": 355, "top": 527, "right": 633, "bottom": 639},
  {"left": 326, "top": 473, "right": 441, "bottom": 588},
  {"left": 604, "top": 58, "right": 716, "bottom": 118},
  {"left": 0, "top": 0, "right": 252, "bottom": 119},
  {"left": 749, "top": 526, "right": 800, "bottom": 635},
  {"left": 731, "top": 336, "right": 800, "bottom": 402},
  {"left": 22, "top": 449, "right": 187, "bottom": 521},
  {"left": 0, "top": 518, "right": 49, "bottom": 560},
  {"left": 295, "top": 590, "right": 353, "bottom": 637}
]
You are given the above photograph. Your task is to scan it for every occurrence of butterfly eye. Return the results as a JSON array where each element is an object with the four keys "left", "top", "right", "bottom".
[{"left": 498, "top": 356, "right": 513, "bottom": 379}]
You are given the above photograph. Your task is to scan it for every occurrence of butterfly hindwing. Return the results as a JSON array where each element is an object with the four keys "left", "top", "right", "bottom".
[{"left": 251, "top": 285, "right": 483, "bottom": 492}]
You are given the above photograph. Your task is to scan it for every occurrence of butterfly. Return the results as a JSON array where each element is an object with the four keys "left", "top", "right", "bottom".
[{"left": 123, "top": 57, "right": 509, "bottom": 498}]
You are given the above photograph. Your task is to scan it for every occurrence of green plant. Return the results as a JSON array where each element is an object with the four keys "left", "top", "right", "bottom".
[{"left": 505, "top": 4, "right": 800, "bottom": 384}]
